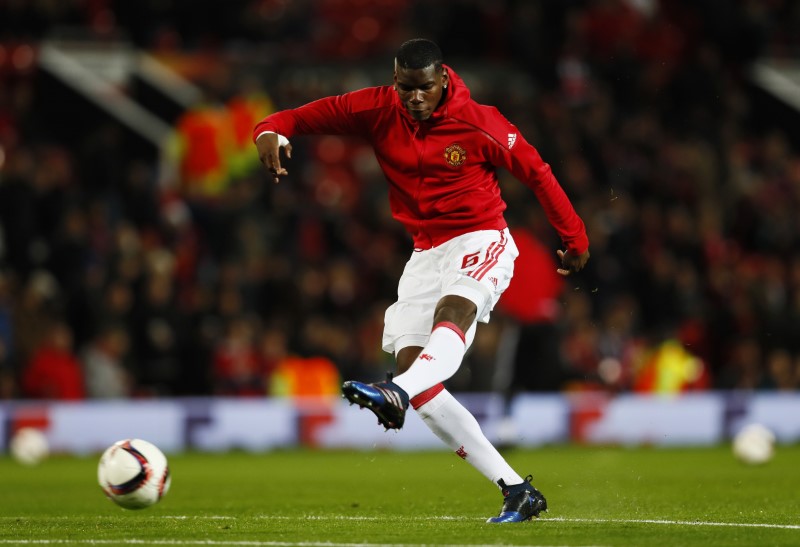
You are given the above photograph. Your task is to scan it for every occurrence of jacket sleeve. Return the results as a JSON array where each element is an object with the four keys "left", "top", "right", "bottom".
[
  {"left": 252, "top": 92, "right": 366, "bottom": 142},
  {"left": 489, "top": 127, "right": 589, "bottom": 255}
]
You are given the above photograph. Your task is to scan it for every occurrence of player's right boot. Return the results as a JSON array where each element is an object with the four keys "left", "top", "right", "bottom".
[
  {"left": 487, "top": 475, "right": 548, "bottom": 523},
  {"left": 342, "top": 374, "right": 409, "bottom": 430}
]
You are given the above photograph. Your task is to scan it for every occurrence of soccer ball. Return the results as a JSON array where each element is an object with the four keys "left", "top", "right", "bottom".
[
  {"left": 732, "top": 423, "right": 775, "bottom": 465},
  {"left": 97, "top": 439, "right": 171, "bottom": 509},
  {"left": 10, "top": 427, "right": 49, "bottom": 466}
]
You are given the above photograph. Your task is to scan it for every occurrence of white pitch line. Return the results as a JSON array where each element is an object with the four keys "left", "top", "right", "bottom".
[
  {"left": 0, "top": 515, "right": 800, "bottom": 532},
  {"left": 2, "top": 515, "right": 799, "bottom": 530},
  {"left": 546, "top": 517, "right": 800, "bottom": 530},
  {"left": 0, "top": 542, "right": 596, "bottom": 547},
  {"left": 157, "top": 515, "right": 800, "bottom": 528},
  {"left": 0, "top": 542, "right": 454, "bottom": 546}
]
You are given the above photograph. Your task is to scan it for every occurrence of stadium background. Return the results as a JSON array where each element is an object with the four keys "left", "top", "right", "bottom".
[{"left": 0, "top": 0, "right": 799, "bottom": 452}]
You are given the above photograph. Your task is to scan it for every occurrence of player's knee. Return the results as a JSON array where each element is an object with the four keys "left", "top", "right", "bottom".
[{"left": 433, "top": 295, "right": 477, "bottom": 332}]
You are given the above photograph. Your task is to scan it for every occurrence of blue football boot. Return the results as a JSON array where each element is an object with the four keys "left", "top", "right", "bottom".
[
  {"left": 342, "top": 374, "right": 409, "bottom": 430},
  {"left": 487, "top": 475, "right": 548, "bottom": 523}
]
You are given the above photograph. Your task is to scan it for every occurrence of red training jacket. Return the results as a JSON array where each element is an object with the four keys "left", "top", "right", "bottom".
[{"left": 253, "top": 66, "right": 589, "bottom": 253}]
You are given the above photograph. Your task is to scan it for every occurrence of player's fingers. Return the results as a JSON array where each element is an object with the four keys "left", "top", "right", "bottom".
[
  {"left": 270, "top": 165, "right": 289, "bottom": 184},
  {"left": 268, "top": 152, "right": 281, "bottom": 171},
  {"left": 266, "top": 153, "right": 282, "bottom": 177},
  {"left": 556, "top": 249, "right": 583, "bottom": 275},
  {"left": 285, "top": 143, "right": 292, "bottom": 159}
]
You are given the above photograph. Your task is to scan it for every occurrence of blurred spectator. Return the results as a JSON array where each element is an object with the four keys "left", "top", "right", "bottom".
[
  {"left": 12, "top": 271, "right": 61, "bottom": 369},
  {"left": 761, "top": 347, "right": 797, "bottom": 391},
  {"left": 159, "top": 72, "right": 275, "bottom": 203},
  {"left": 451, "top": 320, "right": 503, "bottom": 393},
  {"left": 0, "top": 338, "right": 12, "bottom": 398},
  {"left": 0, "top": 272, "right": 13, "bottom": 397},
  {"left": 718, "top": 337, "right": 764, "bottom": 390},
  {"left": 130, "top": 251, "right": 186, "bottom": 395},
  {"left": 81, "top": 323, "right": 133, "bottom": 398},
  {"left": 212, "top": 315, "right": 264, "bottom": 396},
  {"left": 593, "top": 295, "right": 645, "bottom": 391},
  {"left": 20, "top": 320, "right": 84, "bottom": 400},
  {"left": 161, "top": 94, "right": 236, "bottom": 200},
  {"left": 269, "top": 354, "right": 340, "bottom": 400},
  {"left": 268, "top": 351, "right": 341, "bottom": 448},
  {"left": 0, "top": 272, "right": 14, "bottom": 362},
  {"left": 227, "top": 77, "right": 276, "bottom": 180},
  {"left": 632, "top": 336, "right": 711, "bottom": 394},
  {"left": 492, "top": 226, "right": 567, "bottom": 395},
  {"left": 256, "top": 323, "right": 290, "bottom": 379}
]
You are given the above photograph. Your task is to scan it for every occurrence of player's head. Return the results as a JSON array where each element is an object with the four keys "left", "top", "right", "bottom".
[
  {"left": 396, "top": 38, "right": 444, "bottom": 72},
  {"left": 394, "top": 38, "right": 449, "bottom": 121}
]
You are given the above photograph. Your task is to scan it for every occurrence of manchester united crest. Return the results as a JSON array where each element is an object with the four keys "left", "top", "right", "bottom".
[{"left": 444, "top": 143, "right": 467, "bottom": 167}]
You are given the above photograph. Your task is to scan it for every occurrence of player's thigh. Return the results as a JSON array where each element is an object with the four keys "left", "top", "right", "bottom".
[
  {"left": 382, "top": 251, "right": 441, "bottom": 354},
  {"left": 441, "top": 228, "right": 519, "bottom": 323}
]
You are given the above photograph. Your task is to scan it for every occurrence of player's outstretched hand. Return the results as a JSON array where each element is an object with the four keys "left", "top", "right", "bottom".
[
  {"left": 556, "top": 249, "right": 590, "bottom": 276},
  {"left": 256, "top": 132, "right": 292, "bottom": 184}
]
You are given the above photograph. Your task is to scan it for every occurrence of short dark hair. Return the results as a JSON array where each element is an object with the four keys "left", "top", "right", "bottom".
[{"left": 395, "top": 39, "right": 443, "bottom": 71}]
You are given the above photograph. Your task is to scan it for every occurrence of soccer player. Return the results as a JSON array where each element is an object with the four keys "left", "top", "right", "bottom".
[{"left": 253, "top": 38, "right": 590, "bottom": 523}]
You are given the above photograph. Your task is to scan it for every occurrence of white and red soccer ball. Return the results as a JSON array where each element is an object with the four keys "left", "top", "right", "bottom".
[{"left": 97, "top": 439, "right": 171, "bottom": 509}]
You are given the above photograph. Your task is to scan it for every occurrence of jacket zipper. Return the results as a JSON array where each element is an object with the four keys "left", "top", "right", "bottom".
[{"left": 412, "top": 124, "right": 428, "bottom": 245}]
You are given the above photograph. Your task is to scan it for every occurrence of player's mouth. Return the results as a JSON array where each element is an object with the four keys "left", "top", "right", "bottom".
[{"left": 406, "top": 106, "right": 430, "bottom": 119}]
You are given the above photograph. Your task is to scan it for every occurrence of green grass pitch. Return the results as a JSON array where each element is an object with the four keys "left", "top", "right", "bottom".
[{"left": 1, "top": 444, "right": 798, "bottom": 546}]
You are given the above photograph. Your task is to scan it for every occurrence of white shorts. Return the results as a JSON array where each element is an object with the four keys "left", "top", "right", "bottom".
[{"left": 382, "top": 228, "right": 519, "bottom": 354}]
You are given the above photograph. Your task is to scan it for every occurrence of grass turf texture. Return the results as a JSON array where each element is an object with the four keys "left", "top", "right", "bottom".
[{"left": 1, "top": 445, "right": 798, "bottom": 546}]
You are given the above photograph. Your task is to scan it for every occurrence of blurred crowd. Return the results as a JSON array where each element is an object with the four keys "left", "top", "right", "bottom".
[{"left": 1, "top": 0, "right": 800, "bottom": 400}]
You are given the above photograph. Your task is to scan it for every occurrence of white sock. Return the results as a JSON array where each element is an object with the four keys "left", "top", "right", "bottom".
[
  {"left": 415, "top": 387, "right": 524, "bottom": 489},
  {"left": 393, "top": 322, "right": 466, "bottom": 398}
]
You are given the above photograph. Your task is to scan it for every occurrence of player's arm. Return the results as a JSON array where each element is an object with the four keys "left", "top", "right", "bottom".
[
  {"left": 488, "top": 124, "right": 590, "bottom": 275},
  {"left": 252, "top": 93, "right": 365, "bottom": 183}
]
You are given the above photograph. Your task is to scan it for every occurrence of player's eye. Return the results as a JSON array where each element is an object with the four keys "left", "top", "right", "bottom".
[{"left": 398, "top": 84, "right": 434, "bottom": 93}]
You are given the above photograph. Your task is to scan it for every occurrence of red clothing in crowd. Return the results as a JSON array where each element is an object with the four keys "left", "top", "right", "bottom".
[
  {"left": 497, "top": 228, "right": 565, "bottom": 324},
  {"left": 22, "top": 346, "right": 85, "bottom": 400}
]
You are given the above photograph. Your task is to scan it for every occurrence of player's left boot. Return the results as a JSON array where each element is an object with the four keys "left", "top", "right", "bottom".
[
  {"left": 342, "top": 374, "right": 409, "bottom": 430},
  {"left": 486, "top": 475, "right": 548, "bottom": 523}
]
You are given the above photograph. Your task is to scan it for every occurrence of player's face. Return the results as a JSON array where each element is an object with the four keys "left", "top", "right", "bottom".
[{"left": 394, "top": 64, "right": 448, "bottom": 121}]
